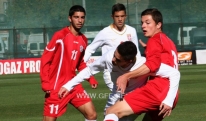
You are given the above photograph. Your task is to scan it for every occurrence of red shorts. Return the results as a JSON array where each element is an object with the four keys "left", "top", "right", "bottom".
[
  {"left": 43, "top": 84, "right": 91, "bottom": 117},
  {"left": 124, "top": 77, "right": 179, "bottom": 121}
]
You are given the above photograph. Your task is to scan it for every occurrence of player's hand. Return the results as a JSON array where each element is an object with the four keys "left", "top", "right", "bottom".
[
  {"left": 91, "top": 84, "right": 98, "bottom": 89},
  {"left": 116, "top": 74, "right": 129, "bottom": 94},
  {"left": 58, "top": 87, "right": 69, "bottom": 99},
  {"left": 139, "top": 39, "right": 147, "bottom": 48},
  {"left": 158, "top": 103, "right": 172, "bottom": 118},
  {"left": 87, "top": 76, "right": 98, "bottom": 89}
]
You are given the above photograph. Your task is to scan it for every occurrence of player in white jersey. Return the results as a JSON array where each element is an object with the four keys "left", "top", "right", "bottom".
[
  {"left": 83, "top": 3, "right": 141, "bottom": 91},
  {"left": 58, "top": 41, "right": 180, "bottom": 121}
]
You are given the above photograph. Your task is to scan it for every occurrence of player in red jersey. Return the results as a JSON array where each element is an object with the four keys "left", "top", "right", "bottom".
[
  {"left": 104, "top": 8, "right": 179, "bottom": 121},
  {"left": 40, "top": 5, "right": 98, "bottom": 121}
]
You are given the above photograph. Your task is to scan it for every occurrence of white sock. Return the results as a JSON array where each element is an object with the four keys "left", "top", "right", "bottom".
[
  {"left": 85, "top": 119, "right": 96, "bottom": 121},
  {"left": 104, "top": 114, "right": 119, "bottom": 121}
]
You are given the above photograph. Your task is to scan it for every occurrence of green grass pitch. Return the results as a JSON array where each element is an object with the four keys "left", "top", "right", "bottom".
[{"left": 0, "top": 64, "right": 206, "bottom": 121}]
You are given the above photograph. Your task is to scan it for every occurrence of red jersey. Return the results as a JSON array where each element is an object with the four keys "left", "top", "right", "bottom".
[
  {"left": 124, "top": 32, "right": 179, "bottom": 118},
  {"left": 40, "top": 27, "right": 88, "bottom": 91},
  {"left": 145, "top": 32, "right": 178, "bottom": 73}
]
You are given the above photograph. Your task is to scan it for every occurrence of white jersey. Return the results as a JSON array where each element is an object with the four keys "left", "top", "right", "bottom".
[
  {"left": 63, "top": 49, "right": 147, "bottom": 92},
  {"left": 84, "top": 24, "right": 141, "bottom": 62}
]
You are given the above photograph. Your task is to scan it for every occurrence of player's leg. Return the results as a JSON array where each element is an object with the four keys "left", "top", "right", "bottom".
[
  {"left": 71, "top": 85, "right": 97, "bottom": 120},
  {"left": 104, "top": 78, "right": 170, "bottom": 121},
  {"left": 104, "top": 90, "right": 120, "bottom": 114},
  {"left": 43, "top": 90, "right": 70, "bottom": 121},
  {"left": 43, "top": 93, "right": 57, "bottom": 121},
  {"left": 103, "top": 69, "right": 114, "bottom": 91},
  {"left": 104, "top": 99, "right": 134, "bottom": 121},
  {"left": 104, "top": 90, "right": 138, "bottom": 121},
  {"left": 119, "top": 114, "right": 139, "bottom": 121},
  {"left": 145, "top": 90, "right": 179, "bottom": 121},
  {"left": 43, "top": 116, "right": 56, "bottom": 121},
  {"left": 77, "top": 101, "right": 97, "bottom": 120},
  {"left": 142, "top": 113, "right": 152, "bottom": 121}
]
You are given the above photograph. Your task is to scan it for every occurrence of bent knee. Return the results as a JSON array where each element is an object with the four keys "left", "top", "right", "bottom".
[
  {"left": 105, "top": 107, "right": 113, "bottom": 114},
  {"left": 85, "top": 111, "right": 97, "bottom": 120},
  {"left": 106, "top": 106, "right": 133, "bottom": 119},
  {"left": 105, "top": 107, "right": 121, "bottom": 118}
]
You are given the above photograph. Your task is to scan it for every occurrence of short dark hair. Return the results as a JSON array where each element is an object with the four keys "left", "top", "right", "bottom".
[
  {"left": 117, "top": 41, "right": 137, "bottom": 61},
  {"left": 112, "top": 3, "right": 126, "bottom": 15},
  {"left": 141, "top": 8, "right": 163, "bottom": 29},
  {"left": 69, "top": 5, "right": 86, "bottom": 16}
]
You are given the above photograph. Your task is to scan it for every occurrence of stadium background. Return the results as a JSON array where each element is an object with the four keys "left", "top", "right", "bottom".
[{"left": 0, "top": 0, "right": 206, "bottom": 75}]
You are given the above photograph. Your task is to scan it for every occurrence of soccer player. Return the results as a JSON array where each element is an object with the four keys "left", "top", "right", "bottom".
[
  {"left": 40, "top": 5, "right": 98, "bottom": 121},
  {"left": 58, "top": 41, "right": 180, "bottom": 121},
  {"left": 104, "top": 8, "right": 180, "bottom": 121},
  {"left": 83, "top": 3, "right": 141, "bottom": 91}
]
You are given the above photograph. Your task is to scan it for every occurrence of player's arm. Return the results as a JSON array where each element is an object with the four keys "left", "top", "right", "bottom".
[
  {"left": 59, "top": 53, "right": 108, "bottom": 98},
  {"left": 156, "top": 63, "right": 180, "bottom": 107},
  {"left": 84, "top": 31, "right": 104, "bottom": 62},
  {"left": 77, "top": 52, "right": 98, "bottom": 88},
  {"left": 40, "top": 34, "right": 58, "bottom": 92},
  {"left": 139, "top": 39, "right": 147, "bottom": 48},
  {"left": 156, "top": 63, "right": 180, "bottom": 118},
  {"left": 58, "top": 66, "right": 96, "bottom": 98}
]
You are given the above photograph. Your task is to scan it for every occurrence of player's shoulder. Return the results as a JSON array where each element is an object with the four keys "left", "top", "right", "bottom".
[
  {"left": 131, "top": 56, "right": 146, "bottom": 70},
  {"left": 108, "top": 48, "right": 116, "bottom": 53},
  {"left": 157, "top": 32, "right": 176, "bottom": 45},
  {"left": 96, "top": 25, "right": 112, "bottom": 36},
  {"left": 78, "top": 33, "right": 87, "bottom": 45},
  {"left": 154, "top": 32, "right": 169, "bottom": 39},
  {"left": 101, "top": 25, "right": 112, "bottom": 32},
  {"left": 104, "top": 48, "right": 115, "bottom": 58},
  {"left": 80, "top": 32, "right": 87, "bottom": 39},
  {"left": 53, "top": 27, "right": 70, "bottom": 39},
  {"left": 125, "top": 24, "right": 136, "bottom": 30},
  {"left": 148, "top": 32, "right": 162, "bottom": 42}
]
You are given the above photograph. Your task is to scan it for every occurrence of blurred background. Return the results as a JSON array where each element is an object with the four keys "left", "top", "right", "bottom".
[{"left": 0, "top": 0, "right": 205, "bottom": 60}]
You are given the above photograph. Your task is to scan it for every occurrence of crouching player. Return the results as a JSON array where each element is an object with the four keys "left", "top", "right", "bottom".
[{"left": 58, "top": 41, "right": 180, "bottom": 121}]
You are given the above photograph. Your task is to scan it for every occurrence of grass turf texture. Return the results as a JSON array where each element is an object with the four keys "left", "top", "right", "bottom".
[{"left": 0, "top": 64, "right": 206, "bottom": 121}]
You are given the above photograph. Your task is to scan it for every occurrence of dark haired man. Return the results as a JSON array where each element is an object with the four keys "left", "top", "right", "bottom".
[{"left": 40, "top": 5, "right": 98, "bottom": 121}]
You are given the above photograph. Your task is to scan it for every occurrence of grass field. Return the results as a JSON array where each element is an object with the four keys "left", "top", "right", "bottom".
[{"left": 0, "top": 64, "right": 206, "bottom": 121}]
